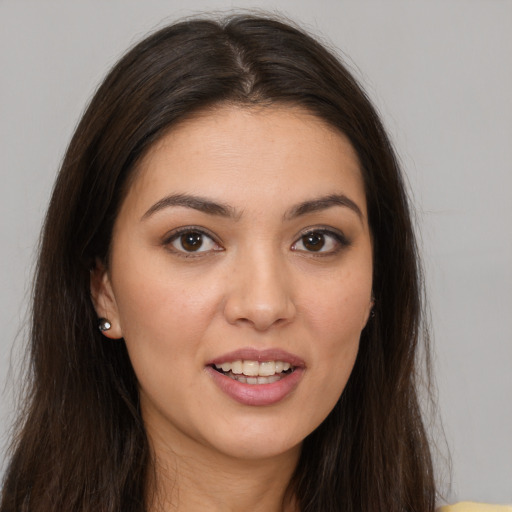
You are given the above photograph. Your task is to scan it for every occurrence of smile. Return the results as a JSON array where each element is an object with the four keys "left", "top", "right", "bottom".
[
  {"left": 206, "top": 349, "right": 304, "bottom": 406},
  {"left": 212, "top": 360, "right": 295, "bottom": 384}
]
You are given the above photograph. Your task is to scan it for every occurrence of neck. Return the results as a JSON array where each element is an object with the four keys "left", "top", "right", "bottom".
[{"left": 146, "top": 429, "right": 300, "bottom": 512}]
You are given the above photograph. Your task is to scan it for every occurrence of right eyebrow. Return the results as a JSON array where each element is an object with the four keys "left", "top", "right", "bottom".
[{"left": 141, "top": 193, "right": 239, "bottom": 221}]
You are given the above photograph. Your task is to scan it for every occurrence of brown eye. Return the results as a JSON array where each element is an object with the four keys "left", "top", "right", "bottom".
[
  {"left": 180, "top": 231, "right": 203, "bottom": 251},
  {"left": 168, "top": 229, "right": 220, "bottom": 254},
  {"left": 302, "top": 232, "right": 325, "bottom": 252},
  {"left": 292, "top": 229, "right": 347, "bottom": 254}
]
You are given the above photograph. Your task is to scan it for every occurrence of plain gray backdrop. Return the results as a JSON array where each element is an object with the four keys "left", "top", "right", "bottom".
[{"left": 1, "top": 0, "right": 511, "bottom": 504}]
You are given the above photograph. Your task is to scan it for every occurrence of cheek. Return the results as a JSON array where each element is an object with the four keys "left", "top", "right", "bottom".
[
  {"left": 115, "top": 274, "right": 221, "bottom": 344},
  {"left": 111, "top": 272, "right": 223, "bottom": 405},
  {"left": 302, "top": 268, "right": 372, "bottom": 342},
  {"left": 110, "top": 240, "right": 222, "bottom": 334},
  {"left": 310, "top": 298, "right": 361, "bottom": 380},
  {"left": 298, "top": 265, "right": 371, "bottom": 395}
]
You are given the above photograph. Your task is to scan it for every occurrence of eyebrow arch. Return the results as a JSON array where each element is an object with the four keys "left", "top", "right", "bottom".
[
  {"left": 141, "top": 192, "right": 363, "bottom": 223},
  {"left": 141, "top": 193, "right": 238, "bottom": 221},
  {"left": 284, "top": 194, "right": 364, "bottom": 221}
]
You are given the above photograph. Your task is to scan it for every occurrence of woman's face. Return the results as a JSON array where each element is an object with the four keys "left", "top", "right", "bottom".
[{"left": 92, "top": 106, "right": 373, "bottom": 463}]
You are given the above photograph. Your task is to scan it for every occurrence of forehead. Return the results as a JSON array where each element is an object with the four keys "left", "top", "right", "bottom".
[{"left": 123, "top": 105, "right": 367, "bottom": 218}]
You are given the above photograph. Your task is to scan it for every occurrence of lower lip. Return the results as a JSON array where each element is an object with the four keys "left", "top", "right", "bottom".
[{"left": 205, "top": 366, "right": 304, "bottom": 406}]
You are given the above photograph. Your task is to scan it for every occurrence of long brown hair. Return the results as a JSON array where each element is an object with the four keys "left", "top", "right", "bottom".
[{"left": 1, "top": 14, "right": 435, "bottom": 511}]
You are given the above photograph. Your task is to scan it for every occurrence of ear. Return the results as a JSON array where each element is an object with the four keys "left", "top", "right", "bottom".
[
  {"left": 361, "top": 295, "right": 375, "bottom": 330},
  {"left": 90, "top": 259, "right": 123, "bottom": 339}
]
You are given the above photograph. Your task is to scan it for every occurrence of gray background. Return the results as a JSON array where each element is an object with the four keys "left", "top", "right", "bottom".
[{"left": 1, "top": 0, "right": 511, "bottom": 505}]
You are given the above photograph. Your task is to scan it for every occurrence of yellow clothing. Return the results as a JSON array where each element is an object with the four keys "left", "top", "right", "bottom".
[{"left": 439, "top": 503, "right": 512, "bottom": 512}]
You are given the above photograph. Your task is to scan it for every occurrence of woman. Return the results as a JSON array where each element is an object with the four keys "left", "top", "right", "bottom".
[{"left": 1, "top": 13, "right": 441, "bottom": 512}]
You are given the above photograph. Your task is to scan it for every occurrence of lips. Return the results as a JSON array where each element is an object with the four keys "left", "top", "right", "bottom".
[{"left": 205, "top": 348, "right": 305, "bottom": 406}]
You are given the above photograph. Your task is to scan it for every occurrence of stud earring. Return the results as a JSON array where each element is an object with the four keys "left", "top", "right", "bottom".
[{"left": 98, "top": 318, "right": 112, "bottom": 332}]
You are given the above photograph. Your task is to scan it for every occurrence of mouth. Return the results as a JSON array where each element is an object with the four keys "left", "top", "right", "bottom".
[
  {"left": 206, "top": 350, "right": 304, "bottom": 406},
  {"left": 210, "top": 360, "right": 296, "bottom": 385}
]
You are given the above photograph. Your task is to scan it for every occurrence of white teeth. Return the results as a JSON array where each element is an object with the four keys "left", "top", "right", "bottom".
[
  {"left": 214, "top": 359, "right": 294, "bottom": 377},
  {"left": 227, "top": 373, "right": 284, "bottom": 385},
  {"left": 259, "top": 361, "right": 275, "bottom": 376},
  {"left": 242, "top": 360, "right": 259, "bottom": 376},
  {"left": 257, "top": 376, "right": 281, "bottom": 384},
  {"left": 231, "top": 360, "right": 243, "bottom": 374}
]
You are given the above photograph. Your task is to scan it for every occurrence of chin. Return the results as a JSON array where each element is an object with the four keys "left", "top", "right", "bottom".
[
  {"left": 198, "top": 412, "right": 320, "bottom": 462},
  {"left": 213, "top": 433, "right": 302, "bottom": 462}
]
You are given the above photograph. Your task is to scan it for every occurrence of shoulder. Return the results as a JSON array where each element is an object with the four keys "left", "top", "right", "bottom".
[{"left": 439, "top": 503, "right": 512, "bottom": 512}]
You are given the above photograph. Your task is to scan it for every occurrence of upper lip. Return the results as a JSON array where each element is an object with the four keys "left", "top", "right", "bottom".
[{"left": 206, "top": 348, "right": 305, "bottom": 368}]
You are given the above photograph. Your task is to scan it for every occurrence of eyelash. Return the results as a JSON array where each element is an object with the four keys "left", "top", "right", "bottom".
[
  {"left": 162, "top": 226, "right": 223, "bottom": 258},
  {"left": 291, "top": 228, "right": 350, "bottom": 255},
  {"left": 162, "top": 226, "right": 350, "bottom": 257}
]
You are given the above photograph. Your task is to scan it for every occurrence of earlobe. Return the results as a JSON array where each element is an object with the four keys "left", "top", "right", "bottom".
[
  {"left": 362, "top": 296, "right": 375, "bottom": 329},
  {"left": 369, "top": 295, "right": 375, "bottom": 319},
  {"left": 90, "top": 259, "right": 123, "bottom": 339}
]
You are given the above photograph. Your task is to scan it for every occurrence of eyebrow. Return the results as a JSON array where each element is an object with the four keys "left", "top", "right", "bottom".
[
  {"left": 284, "top": 194, "right": 363, "bottom": 221},
  {"left": 141, "top": 193, "right": 238, "bottom": 220},
  {"left": 141, "top": 192, "right": 363, "bottom": 222}
]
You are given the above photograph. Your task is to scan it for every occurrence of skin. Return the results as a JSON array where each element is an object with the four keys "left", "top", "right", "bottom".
[{"left": 91, "top": 106, "right": 373, "bottom": 511}]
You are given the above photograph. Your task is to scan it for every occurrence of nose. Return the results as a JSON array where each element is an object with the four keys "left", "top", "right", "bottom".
[{"left": 223, "top": 249, "right": 296, "bottom": 331}]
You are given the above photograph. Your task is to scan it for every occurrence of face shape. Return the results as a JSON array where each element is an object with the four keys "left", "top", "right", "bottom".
[{"left": 92, "top": 106, "right": 373, "bottom": 464}]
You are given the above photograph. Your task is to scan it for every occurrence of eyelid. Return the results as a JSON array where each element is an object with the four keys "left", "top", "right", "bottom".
[
  {"left": 162, "top": 225, "right": 219, "bottom": 242},
  {"left": 162, "top": 226, "right": 224, "bottom": 255},
  {"left": 292, "top": 226, "right": 351, "bottom": 254},
  {"left": 161, "top": 225, "right": 349, "bottom": 257}
]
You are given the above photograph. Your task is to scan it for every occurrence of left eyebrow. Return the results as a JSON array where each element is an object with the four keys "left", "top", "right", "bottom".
[{"left": 284, "top": 194, "right": 364, "bottom": 221}]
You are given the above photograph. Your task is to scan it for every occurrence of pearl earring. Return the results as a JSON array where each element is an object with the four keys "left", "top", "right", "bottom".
[{"left": 98, "top": 318, "right": 112, "bottom": 332}]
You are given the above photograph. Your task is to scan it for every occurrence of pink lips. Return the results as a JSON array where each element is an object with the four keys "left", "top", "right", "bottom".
[{"left": 205, "top": 348, "right": 305, "bottom": 407}]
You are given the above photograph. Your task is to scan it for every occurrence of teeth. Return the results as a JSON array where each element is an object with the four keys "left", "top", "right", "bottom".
[
  {"left": 243, "top": 361, "right": 259, "bottom": 376},
  {"left": 259, "top": 361, "right": 275, "bottom": 376},
  {"left": 231, "top": 360, "right": 243, "bottom": 374},
  {"left": 227, "top": 373, "right": 283, "bottom": 385},
  {"left": 214, "top": 359, "right": 294, "bottom": 377}
]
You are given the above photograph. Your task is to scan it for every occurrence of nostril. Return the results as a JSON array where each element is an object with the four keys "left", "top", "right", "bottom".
[{"left": 222, "top": 272, "right": 297, "bottom": 331}]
